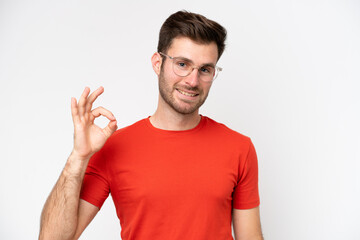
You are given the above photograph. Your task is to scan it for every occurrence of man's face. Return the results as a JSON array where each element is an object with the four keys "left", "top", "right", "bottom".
[{"left": 158, "top": 37, "right": 218, "bottom": 115}]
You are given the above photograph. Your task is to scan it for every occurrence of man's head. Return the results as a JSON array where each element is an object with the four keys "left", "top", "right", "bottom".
[
  {"left": 157, "top": 10, "right": 227, "bottom": 61},
  {"left": 152, "top": 11, "right": 227, "bottom": 115}
]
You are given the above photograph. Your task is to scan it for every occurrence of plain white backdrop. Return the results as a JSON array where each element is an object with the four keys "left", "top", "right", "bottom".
[{"left": 1, "top": 0, "right": 359, "bottom": 239}]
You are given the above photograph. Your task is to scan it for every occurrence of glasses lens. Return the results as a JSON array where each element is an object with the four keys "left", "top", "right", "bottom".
[
  {"left": 199, "top": 66, "right": 216, "bottom": 82},
  {"left": 173, "top": 59, "right": 191, "bottom": 77}
]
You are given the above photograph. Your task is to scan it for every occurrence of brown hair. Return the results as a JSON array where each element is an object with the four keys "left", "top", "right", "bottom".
[{"left": 157, "top": 10, "right": 227, "bottom": 61}]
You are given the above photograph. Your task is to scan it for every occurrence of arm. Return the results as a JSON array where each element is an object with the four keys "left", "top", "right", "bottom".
[
  {"left": 39, "top": 154, "right": 99, "bottom": 240},
  {"left": 39, "top": 87, "right": 118, "bottom": 240},
  {"left": 232, "top": 206, "right": 264, "bottom": 240}
]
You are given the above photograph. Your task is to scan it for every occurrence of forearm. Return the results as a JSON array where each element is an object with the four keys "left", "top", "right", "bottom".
[
  {"left": 234, "top": 231, "right": 264, "bottom": 240},
  {"left": 233, "top": 207, "right": 264, "bottom": 240},
  {"left": 236, "top": 234, "right": 264, "bottom": 240},
  {"left": 39, "top": 152, "right": 90, "bottom": 240}
]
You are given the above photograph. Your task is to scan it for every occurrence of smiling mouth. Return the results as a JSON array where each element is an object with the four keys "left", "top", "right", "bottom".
[{"left": 176, "top": 89, "right": 199, "bottom": 97}]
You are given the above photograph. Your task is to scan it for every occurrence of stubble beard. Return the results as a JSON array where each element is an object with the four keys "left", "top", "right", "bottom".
[{"left": 158, "top": 69, "right": 209, "bottom": 115}]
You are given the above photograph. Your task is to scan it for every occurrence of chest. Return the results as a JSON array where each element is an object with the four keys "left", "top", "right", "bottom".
[{"left": 108, "top": 137, "right": 239, "bottom": 209}]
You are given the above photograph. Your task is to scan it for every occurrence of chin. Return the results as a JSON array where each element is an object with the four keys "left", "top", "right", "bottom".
[
  {"left": 174, "top": 107, "right": 198, "bottom": 115},
  {"left": 171, "top": 100, "right": 204, "bottom": 115}
]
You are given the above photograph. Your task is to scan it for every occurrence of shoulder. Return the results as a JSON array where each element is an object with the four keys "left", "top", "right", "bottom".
[{"left": 203, "top": 116, "right": 252, "bottom": 144}]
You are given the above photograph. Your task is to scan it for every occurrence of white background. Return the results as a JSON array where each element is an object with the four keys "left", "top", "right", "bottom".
[{"left": 1, "top": 0, "right": 359, "bottom": 239}]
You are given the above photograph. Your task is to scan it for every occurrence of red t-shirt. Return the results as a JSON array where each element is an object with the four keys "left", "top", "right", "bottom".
[{"left": 80, "top": 116, "right": 260, "bottom": 240}]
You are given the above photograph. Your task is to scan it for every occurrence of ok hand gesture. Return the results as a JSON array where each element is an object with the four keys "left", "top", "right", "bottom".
[{"left": 70, "top": 86, "right": 118, "bottom": 160}]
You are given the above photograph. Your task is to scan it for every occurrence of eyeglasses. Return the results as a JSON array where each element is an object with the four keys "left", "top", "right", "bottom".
[{"left": 159, "top": 52, "right": 222, "bottom": 82}]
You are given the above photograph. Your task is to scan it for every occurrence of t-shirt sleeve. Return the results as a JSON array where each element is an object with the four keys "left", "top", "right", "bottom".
[
  {"left": 232, "top": 139, "right": 260, "bottom": 209},
  {"left": 80, "top": 146, "right": 110, "bottom": 209}
]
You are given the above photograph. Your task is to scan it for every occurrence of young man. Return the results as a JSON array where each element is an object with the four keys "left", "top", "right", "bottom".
[{"left": 39, "top": 11, "right": 263, "bottom": 240}]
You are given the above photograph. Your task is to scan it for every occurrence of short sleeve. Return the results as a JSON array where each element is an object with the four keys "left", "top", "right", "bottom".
[
  {"left": 80, "top": 147, "right": 110, "bottom": 209},
  {"left": 232, "top": 140, "right": 260, "bottom": 209}
]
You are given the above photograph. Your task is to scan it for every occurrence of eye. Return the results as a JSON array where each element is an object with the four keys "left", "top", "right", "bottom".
[
  {"left": 200, "top": 66, "right": 213, "bottom": 74},
  {"left": 176, "top": 61, "right": 187, "bottom": 68}
]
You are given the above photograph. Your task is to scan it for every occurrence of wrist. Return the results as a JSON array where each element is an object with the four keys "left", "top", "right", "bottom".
[
  {"left": 64, "top": 151, "right": 92, "bottom": 178},
  {"left": 70, "top": 149, "right": 92, "bottom": 162}
]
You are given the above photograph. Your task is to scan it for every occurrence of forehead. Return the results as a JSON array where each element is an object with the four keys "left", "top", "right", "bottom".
[{"left": 167, "top": 37, "right": 218, "bottom": 65}]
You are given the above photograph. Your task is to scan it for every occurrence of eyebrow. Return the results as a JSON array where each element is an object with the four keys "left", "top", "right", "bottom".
[{"left": 175, "top": 56, "right": 216, "bottom": 68}]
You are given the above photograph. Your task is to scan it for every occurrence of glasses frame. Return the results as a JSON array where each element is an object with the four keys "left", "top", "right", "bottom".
[{"left": 159, "top": 52, "right": 222, "bottom": 82}]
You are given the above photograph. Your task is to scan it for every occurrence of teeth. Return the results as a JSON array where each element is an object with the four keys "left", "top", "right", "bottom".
[{"left": 178, "top": 89, "right": 197, "bottom": 97}]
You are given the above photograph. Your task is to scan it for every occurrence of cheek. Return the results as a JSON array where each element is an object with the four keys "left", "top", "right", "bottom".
[
  {"left": 201, "top": 83, "right": 212, "bottom": 93},
  {"left": 160, "top": 71, "right": 175, "bottom": 92},
  {"left": 164, "top": 73, "right": 181, "bottom": 89}
]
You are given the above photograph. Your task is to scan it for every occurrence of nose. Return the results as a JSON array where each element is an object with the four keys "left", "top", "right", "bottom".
[{"left": 184, "top": 68, "right": 200, "bottom": 87}]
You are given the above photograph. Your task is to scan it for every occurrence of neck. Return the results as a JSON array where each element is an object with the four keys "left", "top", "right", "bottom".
[{"left": 150, "top": 97, "right": 201, "bottom": 131}]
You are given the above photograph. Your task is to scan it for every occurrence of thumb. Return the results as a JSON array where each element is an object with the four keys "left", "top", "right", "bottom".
[{"left": 103, "top": 120, "right": 118, "bottom": 138}]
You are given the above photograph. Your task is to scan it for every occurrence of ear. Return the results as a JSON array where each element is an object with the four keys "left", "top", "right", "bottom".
[{"left": 151, "top": 52, "right": 162, "bottom": 76}]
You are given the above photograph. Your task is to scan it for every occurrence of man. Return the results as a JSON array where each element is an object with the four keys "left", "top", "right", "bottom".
[{"left": 39, "top": 10, "right": 263, "bottom": 240}]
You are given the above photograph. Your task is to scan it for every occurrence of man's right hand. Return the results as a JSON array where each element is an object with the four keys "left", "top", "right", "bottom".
[
  {"left": 39, "top": 86, "right": 116, "bottom": 240},
  {"left": 70, "top": 86, "right": 118, "bottom": 160}
]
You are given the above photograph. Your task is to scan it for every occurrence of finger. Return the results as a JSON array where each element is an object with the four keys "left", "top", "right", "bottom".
[
  {"left": 103, "top": 120, "right": 118, "bottom": 138},
  {"left": 78, "top": 87, "right": 90, "bottom": 116},
  {"left": 85, "top": 86, "right": 104, "bottom": 112},
  {"left": 70, "top": 97, "right": 80, "bottom": 124},
  {"left": 91, "top": 106, "right": 116, "bottom": 122}
]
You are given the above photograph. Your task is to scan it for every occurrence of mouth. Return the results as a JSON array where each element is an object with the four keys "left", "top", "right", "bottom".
[{"left": 176, "top": 89, "right": 199, "bottom": 97}]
